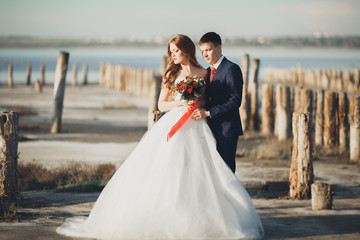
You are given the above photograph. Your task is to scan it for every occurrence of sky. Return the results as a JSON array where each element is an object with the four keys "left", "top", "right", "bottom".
[{"left": 0, "top": 0, "right": 359, "bottom": 39}]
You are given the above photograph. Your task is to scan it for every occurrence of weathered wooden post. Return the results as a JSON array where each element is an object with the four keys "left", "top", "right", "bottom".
[
  {"left": 261, "top": 83, "right": 274, "bottom": 134},
  {"left": 51, "top": 52, "right": 69, "bottom": 134},
  {"left": 26, "top": 64, "right": 31, "bottom": 85},
  {"left": 34, "top": 80, "right": 42, "bottom": 93},
  {"left": 293, "top": 87, "right": 301, "bottom": 113},
  {"left": 104, "top": 63, "right": 112, "bottom": 88},
  {"left": 311, "top": 183, "right": 334, "bottom": 210},
  {"left": 148, "top": 56, "right": 167, "bottom": 129},
  {"left": 40, "top": 64, "right": 45, "bottom": 86},
  {"left": 276, "top": 85, "right": 291, "bottom": 140},
  {"left": 353, "top": 69, "right": 360, "bottom": 92},
  {"left": 0, "top": 111, "right": 19, "bottom": 216},
  {"left": 300, "top": 88, "right": 313, "bottom": 114},
  {"left": 110, "top": 65, "right": 116, "bottom": 89},
  {"left": 349, "top": 96, "right": 360, "bottom": 162},
  {"left": 120, "top": 66, "right": 126, "bottom": 91},
  {"left": 136, "top": 68, "right": 143, "bottom": 96},
  {"left": 72, "top": 64, "right": 78, "bottom": 87},
  {"left": 83, "top": 63, "right": 88, "bottom": 85},
  {"left": 141, "top": 69, "right": 149, "bottom": 97},
  {"left": 114, "top": 65, "right": 122, "bottom": 91},
  {"left": 240, "top": 54, "right": 250, "bottom": 131},
  {"left": 125, "top": 67, "right": 130, "bottom": 93},
  {"left": 248, "top": 59, "right": 260, "bottom": 130},
  {"left": 338, "top": 92, "right": 349, "bottom": 153},
  {"left": 323, "top": 91, "right": 338, "bottom": 149},
  {"left": 321, "top": 72, "right": 329, "bottom": 90},
  {"left": 315, "top": 89, "right": 324, "bottom": 146},
  {"left": 8, "top": 64, "right": 13, "bottom": 88},
  {"left": 148, "top": 75, "right": 162, "bottom": 129},
  {"left": 160, "top": 55, "right": 167, "bottom": 76},
  {"left": 99, "top": 63, "right": 106, "bottom": 86},
  {"left": 289, "top": 112, "right": 314, "bottom": 199},
  {"left": 131, "top": 67, "right": 136, "bottom": 94}
]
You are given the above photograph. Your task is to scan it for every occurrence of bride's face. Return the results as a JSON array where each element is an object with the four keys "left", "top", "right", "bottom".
[{"left": 170, "top": 43, "right": 187, "bottom": 65}]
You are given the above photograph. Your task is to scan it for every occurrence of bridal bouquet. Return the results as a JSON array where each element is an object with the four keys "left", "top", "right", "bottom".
[
  {"left": 167, "top": 75, "right": 206, "bottom": 141},
  {"left": 174, "top": 75, "right": 206, "bottom": 102}
]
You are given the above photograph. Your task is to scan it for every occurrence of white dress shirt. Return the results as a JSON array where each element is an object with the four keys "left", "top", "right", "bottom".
[{"left": 211, "top": 55, "right": 224, "bottom": 69}]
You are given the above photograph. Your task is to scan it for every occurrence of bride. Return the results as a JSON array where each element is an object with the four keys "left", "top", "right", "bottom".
[{"left": 56, "top": 34, "right": 264, "bottom": 240}]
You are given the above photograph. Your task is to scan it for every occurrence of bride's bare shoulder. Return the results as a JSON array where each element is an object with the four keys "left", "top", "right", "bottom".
[{"left": 194, "top": 67, "right": 208, "bottom": 79}]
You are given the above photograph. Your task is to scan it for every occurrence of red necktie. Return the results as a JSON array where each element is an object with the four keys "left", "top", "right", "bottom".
[{"left": 210, "top": 67, "right": 216, "bottom": 83}]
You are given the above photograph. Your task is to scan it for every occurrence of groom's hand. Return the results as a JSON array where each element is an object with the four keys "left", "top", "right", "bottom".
[{"left": 192, "top": 108, "right": 208, "bottom": 120}]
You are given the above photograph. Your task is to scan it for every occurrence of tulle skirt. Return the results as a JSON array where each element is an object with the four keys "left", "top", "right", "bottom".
[{"left": 56, "top": 106, "right": 264, "bottom": 239}]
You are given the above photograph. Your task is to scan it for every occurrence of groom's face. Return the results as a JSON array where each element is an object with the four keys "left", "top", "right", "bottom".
[{"left": 199, "top": 42, "right": 222, "bottom": 66}]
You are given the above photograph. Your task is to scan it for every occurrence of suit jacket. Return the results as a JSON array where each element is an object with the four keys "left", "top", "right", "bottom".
[{"left": 205, "top": 57, "right": 244, "bottom": 139}]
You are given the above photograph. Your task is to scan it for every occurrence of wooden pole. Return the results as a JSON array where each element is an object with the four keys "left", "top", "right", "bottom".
[
  {"left": 349, "top": 96, "right": 360, "bottom": 162},
  {"left": 353, "top": 69, "right": 360, "bottom": 93},
  {"left": 148, "top": 56, "right": 167, "bottom": 129},
  {"left": 120, "top": 66, "right": 126, "bottom": 91},
  {"left": 248, "top": 59, "right": 260, "bottom": 130},
  {"left": 261, "top": 83, "right": 274, "bottom": 134},
  {"left": 26, "top": 64, "right": 31, "bottom": 85},
  {"left": 300, "top": 88, "right": 313, "bottom": 114},
  {"left": 315, "top": 89, "right": 324, "bottom": 146},
  {"left": 160, "top": 56, "right": 167, "bottom": 74},
  {"left": 40, "top": 64, "right": 45, "bottom": 86},
  {"left": 240, "top": 54, "right": 250, "bottom": 131},
  {"left": 83, "top": 63, "right": 88, "bottom": 85},
  {"left": 289, "top": 112, "right": 314, "bottom": 199},
  {"left": 241, "top": 54, "right": 249, "bottom": 88},
  {"left": 323, "top": 91, "right": 338, "bottom": 149},
  {"left": 72, "top": 64, "right": 78, "bottom": 87},
  {"left": 114, "top": 65, "right": 121, "bottom": 91},
  {"left": 338, "top": 92, "right": 349, "bottom": 153},
  {"left": 99, "top": 63, "right": 105, "bottom": 86},
  {"left": 148, "top": 75, "right": 162, "bottom": 129},
  {"left": 0, "top": 111, "right": 19, "bottom": 216},
  {"left": 293, "top": 87, "right": 301, "bottom": 113},
  {"left": 105, "top": 64, "right": 111, "bottom": 88},
  {"left": 276, "top": 85, "right": 291, "bottom": 140},
  {"left": 142, "top": 69, "right": 149, "bottom": 97},
  {"left": 110, "top": 65, "right": 115, "bottom": 89},
  {"left": 311, "top": 183, "right": 334, "bottom": 210},
  {"left": 8, "top": 64, "right": 13, "bottom": 88},
  {"left": 289, "top": 112, "right": 299, "bottom": 199},
  {"left": 34, "top": 80, "right": 42, "bottom": 93},
  {"left": 51, "top": 52, "right": 69, "bottom": 134},
  {"left": 136, "top": 68, "right": 143, "bottom": 96}
]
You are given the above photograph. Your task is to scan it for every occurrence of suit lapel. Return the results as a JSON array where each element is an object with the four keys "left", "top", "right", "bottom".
[
  {"left": 211, "top": 57, "right": 227, "bottom": 83},
  {"left": 206, "top": 67, "right": 211, "bottom": 86}
]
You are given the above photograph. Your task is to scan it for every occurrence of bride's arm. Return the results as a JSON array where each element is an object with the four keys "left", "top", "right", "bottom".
[{"left": 158, "top": 86, "right": 185, "bottom": 112}]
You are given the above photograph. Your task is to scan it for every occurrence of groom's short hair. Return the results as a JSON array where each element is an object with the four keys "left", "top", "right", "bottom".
[{"left": 199, "top": 32, "right": 222, "bottom": 47}]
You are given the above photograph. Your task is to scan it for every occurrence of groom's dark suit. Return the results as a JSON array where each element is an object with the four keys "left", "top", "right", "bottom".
[{"left": 205, "top": 57, "right": 243, "bottom": 173}]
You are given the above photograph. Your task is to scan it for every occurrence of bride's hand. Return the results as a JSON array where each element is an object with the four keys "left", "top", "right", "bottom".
[{"left": 187, "top": 100, "right": 195, "bottom": 105}]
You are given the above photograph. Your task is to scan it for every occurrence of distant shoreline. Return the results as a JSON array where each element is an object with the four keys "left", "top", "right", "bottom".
[
  {"left": 1, "top": 35, "right": 360, "bottom": 49},
  {"left": 1, "top": 45, "right": 359, "bottom": 50}
]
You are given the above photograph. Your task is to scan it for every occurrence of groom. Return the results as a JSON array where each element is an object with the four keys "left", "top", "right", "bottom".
[{"left": 192, "top": 32, "right": 243, "bottom": 173}]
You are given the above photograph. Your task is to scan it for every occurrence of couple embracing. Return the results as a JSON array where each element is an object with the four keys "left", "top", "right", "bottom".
[{"left": 57, "top": 32, "right": 264, "bottom": 240}]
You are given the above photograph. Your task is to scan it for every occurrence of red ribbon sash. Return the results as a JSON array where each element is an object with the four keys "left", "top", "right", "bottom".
[{"left": 167, "top": 102, "right": 197, "bottom": 142}]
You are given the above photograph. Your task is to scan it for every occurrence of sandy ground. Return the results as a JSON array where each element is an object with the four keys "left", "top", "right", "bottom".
[{"left": 0, "top": 84, "right": 359, "bottom": 240}]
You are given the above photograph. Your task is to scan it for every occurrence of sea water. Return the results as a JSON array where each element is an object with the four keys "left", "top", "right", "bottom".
[{"left": 0, "top": 47, "right": 359, "bottom": 85}]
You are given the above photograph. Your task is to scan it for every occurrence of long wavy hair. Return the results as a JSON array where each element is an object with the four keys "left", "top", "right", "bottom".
[{"left": 162, "top": 34, "right": 201, "bottom": 88}]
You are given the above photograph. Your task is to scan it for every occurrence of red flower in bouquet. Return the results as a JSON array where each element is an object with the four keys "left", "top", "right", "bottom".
[{"left": 173, "top": 75, "right": 206, "bottom": 102}]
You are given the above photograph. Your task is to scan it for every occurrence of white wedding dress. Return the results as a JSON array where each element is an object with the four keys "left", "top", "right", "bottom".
[{"left": 56, "top": 77, "right": 264, "bottom": 240}]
